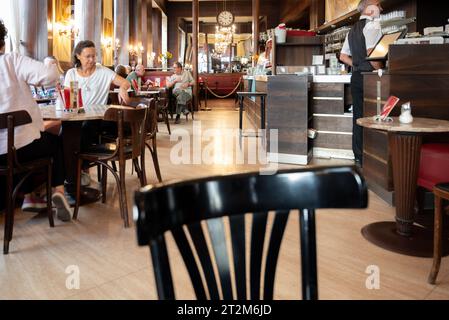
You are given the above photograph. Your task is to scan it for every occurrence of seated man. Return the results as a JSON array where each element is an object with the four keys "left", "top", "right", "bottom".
[
  {"left": 166, "top": 62, "right": 194, "bottom": 124},
  {"left": 126, "top": 64, "right": 153, "bottom": 92}
]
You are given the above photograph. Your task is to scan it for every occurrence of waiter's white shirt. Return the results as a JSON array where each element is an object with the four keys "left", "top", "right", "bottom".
[
  {"left": 0, "top": 52, "right": 59, "bottom": 155},
  {"left": 341, "top": 15, "right": 382, "bottom": 55}
]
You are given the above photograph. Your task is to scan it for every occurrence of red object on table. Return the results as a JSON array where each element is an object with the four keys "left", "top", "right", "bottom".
[
  {"left": 63, "top": 87, "right": 83, "bottom": 109},
  {"left": 286, "top": 30, "right": 317, "bottom": 37},
  {"left": 380, "top": 96, "right": 400, "bottom": 120},
  {"left": 418, "top": 143, "right": 449, "bottom": 191}
]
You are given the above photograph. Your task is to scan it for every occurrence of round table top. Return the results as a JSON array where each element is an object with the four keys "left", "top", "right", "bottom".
[
  {"left": 40, "top": 104, "right": 121, "bottom": 121},
  {"left": 357, "top": 117, "right": 449, "bottom": 133}
]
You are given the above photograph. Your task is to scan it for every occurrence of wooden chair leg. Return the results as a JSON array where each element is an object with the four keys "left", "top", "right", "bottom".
[
  {"left": 47, "top": 163, "right": 55, "bottom": 228},
  {"left": 139, "top": 148, "right": 148, "bottom": 186},
  {"left": 147, "top": 139, "right": 162, "bottom": 182},
  {"left": 428, "top": 194, "right": 443, "bottom": 284},
  {"left": 101, "top": 164, "right": 108, "bottom": 204},
  {"left": 111, "top": 161, "right": 117, "bottom": 172},
  {"left": 97, "top": 164, "right": 102, "bottom": 182},
  {"left": 118, "top": 159, "right": 130, "bottom": 228},
  {"left": 3, "top": 174, "right": 14, "bottom": 254},
  {"left": 73, "top": 158, "right": 83, "bottom": 220},
  {"left": 133, "top": 158, "right": 143, "bottom": 185},
  {"left": 165, "top": 110, "right": 171, "bottom": 135}
]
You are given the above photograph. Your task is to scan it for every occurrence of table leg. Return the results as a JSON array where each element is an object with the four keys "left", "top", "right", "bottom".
[
  {"left": 390, "top": 132, "right": 422, "bottom": 236},
  {"left": 61, "top": 121, "right": 101, "bottom": 207},
  {"left": 362, "top": 132, "right": 449, "bottom": 257}
]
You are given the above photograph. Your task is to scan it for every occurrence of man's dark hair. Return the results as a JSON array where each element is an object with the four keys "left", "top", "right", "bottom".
[
  {"left": 174, "top": 62, "right": 183, "bottom": 69},
  {"left": 0, "top": 20, "right": 7, "bottom": 50},
  {"left": 73, "top": 40, "right": 96, "bottom": 68}
]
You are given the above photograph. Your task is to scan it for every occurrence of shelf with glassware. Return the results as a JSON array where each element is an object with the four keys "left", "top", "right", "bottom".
[{"left": 271, "top": 36, "right": 324, "bottom": 75}]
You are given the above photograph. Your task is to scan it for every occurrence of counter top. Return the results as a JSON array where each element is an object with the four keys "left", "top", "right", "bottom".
[{"left": 313, "top": 74, "right": 352, "bottom": 83}]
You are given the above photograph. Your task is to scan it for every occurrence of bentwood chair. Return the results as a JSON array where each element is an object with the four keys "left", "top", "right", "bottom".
[
  {"left": 74, "top": 106, "right": 147, "bottom": 228},
  {"left": 128, "top": 97, "right": 162, "bottom": 183},
  {"left": 157, "top": 89, "right": 171, "bottom": 135},
  {"left": 134, "top": 166, "right": 368, "bottom": 300},
  {"left": 0, "top": 111, "right": 54, "bottom": 254}
]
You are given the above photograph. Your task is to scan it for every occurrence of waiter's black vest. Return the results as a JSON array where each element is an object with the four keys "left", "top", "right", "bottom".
[{"left": 348, "top": 19, "right": 374, "bottom": 73}]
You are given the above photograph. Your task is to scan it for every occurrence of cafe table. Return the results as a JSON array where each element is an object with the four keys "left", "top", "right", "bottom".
[
  {"left": 357, "top": 117, "right": 449, "bottom": 257},
  {"left": 40, "top": 104, "right": 118, "bottom": 205}
]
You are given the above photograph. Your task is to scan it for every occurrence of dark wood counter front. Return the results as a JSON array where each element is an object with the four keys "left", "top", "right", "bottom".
[{"left": 363, "top": 44, "right": 449, "bottom": 205}]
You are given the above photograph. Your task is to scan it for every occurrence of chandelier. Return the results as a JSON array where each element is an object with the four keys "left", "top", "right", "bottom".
[{"left": 213, "top": 24, "right": 236, "bottom": 57}]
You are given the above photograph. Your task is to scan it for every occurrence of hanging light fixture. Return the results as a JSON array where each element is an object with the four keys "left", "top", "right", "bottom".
[{"left": 213, "top": 0, "right": 236, "bottom": 57}]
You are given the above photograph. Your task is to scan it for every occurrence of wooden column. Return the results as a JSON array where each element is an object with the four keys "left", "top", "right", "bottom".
[
  {"left": 19, "top": 0, "right": 49, "bottom": 60},
  {"left": 114, "top": 0, "right": 129, "bottom": 66},
  {"left": 252, "top": 0, "right": 260, "bottom": 62},
  {"left": 146, "top": 1, "right": 153, "bottom": 67},
  {"left": 78, "top": 0, "right": 102, "bottom": 61},
  {"left": 152, "top": 8, "right": 162, "bottom": 62},
  {"left": 192, "top": 0, "right": 199, "bottom": 111},
  {"left": 140, "top": 0, "right": 147, "bottom": 67}
]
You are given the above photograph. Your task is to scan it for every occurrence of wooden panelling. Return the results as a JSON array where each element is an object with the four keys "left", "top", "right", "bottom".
[
  {"left": 267, "top": 75, "right": 309, "bottom": 156},
  {"left": 363, "top": 152, "right": 393, "bottom": 191},
  {"left": 363, "top": 129, "right": 389, "bottom": 162},
  {"left": 312, "top": 99, "right": 344, "bottom": 114},
  {"left": 389, "top": 45, "right": 449, "bottom": 75},
  {"left": 314, "top": 132, "right": 352, "bottom": 149},
  {"left": 313, "top": 115, "right": 352, "bottom": 132},
  {"left": 313, "top": 83, "right": 344, "bottom": 97}
]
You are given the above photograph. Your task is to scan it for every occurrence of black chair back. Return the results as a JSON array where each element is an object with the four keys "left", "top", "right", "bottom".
[
  {"left": 0, "top": 111, "right": 33, "bottom": 171},
  {"left": 134, "top": 166, "right": 368, "bottom": 300}
]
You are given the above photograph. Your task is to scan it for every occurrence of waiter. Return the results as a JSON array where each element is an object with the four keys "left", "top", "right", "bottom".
[{"left": 340, "top": 0, "right": 383, "bottom": 167}]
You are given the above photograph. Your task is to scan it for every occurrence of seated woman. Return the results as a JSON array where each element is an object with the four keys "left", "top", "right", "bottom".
[
  {"left": 166, "top": 62, "right": 194, "bottom": 124},
  {"left": 0, "top": 20, "right": 72, "bottom": 221},
  {"left": 63, "top": 40, "right": 130, "bottom": 184},
  {"left": 64, "top": 40, "right": 130, "bottom": 147}
]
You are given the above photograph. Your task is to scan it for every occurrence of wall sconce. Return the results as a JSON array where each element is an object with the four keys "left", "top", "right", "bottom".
[
  {"left": 57, "top": 20, "right": 79, "bottom": 38},
  {"left": 114, "top": 38, "right": 121, "bottom": 64},
  {"left": 101, "top": 37, "right": 113, "bottom": 49}
]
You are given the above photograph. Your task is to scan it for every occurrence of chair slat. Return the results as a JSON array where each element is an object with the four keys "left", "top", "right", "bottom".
[
  {"left": 187, "top": 223, "right": 220, "bottom": 299},
  {"left": 207, "top": 218, "right": 233, "bottom": 300},
  {"left": 300, "top": 209, "right": 318, "bottom": 300},
  {"left": 229, "top": 215, "right": 246, "bottom": 300},
  {"left": 0, "top": 111, "right": 32, "bottom": 129},
  {"left": 250, "top": 211, "right": 268, "bottom": 300},
  {"left": 263, "top": 211, "right": 290, "bottom": 300},
  {"left": 172, "top": 228, "right": 207, "bottom": 300},
  {"left": 150, "top": 236, "right": 175, "bottom": 300}
]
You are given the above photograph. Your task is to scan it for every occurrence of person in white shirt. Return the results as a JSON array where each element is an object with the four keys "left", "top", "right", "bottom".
[
  {"left": 0, "top": 19, "right": 72, "bottom": 221},
  {"left": 64, "top": 40, "right": 130, "bottom": 152},
  {"left": 166, "top": 62, "right": 194, "bottom": 124},
  {"left": 339, "top": 0, "right": 383, "bottom": 167},
  {"left": 64, "top": 40, "right": 130, "bottom": 106},
  {"left": 257, "top": 38, "right": 272, "bottom": 69}
]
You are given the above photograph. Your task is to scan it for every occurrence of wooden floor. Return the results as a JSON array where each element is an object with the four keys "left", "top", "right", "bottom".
[{"left": 1, "top": 99, "right": 449, "bottom": 300}]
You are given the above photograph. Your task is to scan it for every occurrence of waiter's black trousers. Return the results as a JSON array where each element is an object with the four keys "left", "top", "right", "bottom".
[{"left": 351, "top": 72, "right": 364, "bottom": 162}]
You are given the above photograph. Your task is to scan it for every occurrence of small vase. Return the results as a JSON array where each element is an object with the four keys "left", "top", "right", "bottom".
[{"left": 162, "top": 59, "right": 167, "bottom": 71}]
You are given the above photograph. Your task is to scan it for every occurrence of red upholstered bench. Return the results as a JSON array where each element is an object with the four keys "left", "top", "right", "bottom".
[
  {"left": 418, "top": 144, "right": 449, "bottom": 285},
  {"left": 418, "top": 144, "right": 449, "bottom": 191}
]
